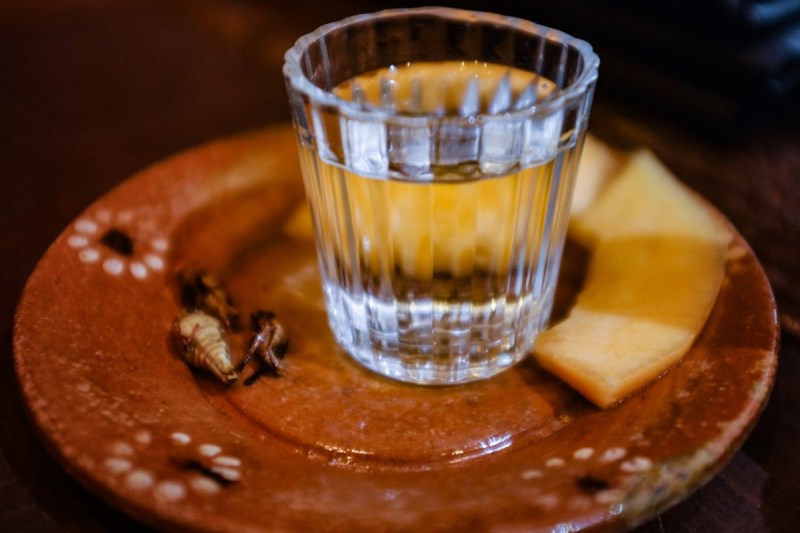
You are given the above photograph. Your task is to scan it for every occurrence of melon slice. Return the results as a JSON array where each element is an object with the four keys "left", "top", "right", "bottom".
[
  {"left": 535, "top": 150, "right": 733, "bottom": 408},
  {"left": 569, "top": 133, "right": 620, "bottom": 217}
]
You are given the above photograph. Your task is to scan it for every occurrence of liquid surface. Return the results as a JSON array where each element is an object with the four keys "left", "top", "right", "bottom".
[{"left": 335, "top": 60, "right": 558, "bottom": 115}]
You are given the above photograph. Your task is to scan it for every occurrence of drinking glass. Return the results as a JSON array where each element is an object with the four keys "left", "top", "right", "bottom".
[{"left": 283, "top": 7, "right": 599, "bottom": 385}]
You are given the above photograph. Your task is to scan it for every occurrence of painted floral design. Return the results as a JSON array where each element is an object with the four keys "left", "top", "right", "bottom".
[
  {"left": 518, "top": 444, "right": 653, "bottom": 515},
  {"left": 67, "top": 207, "right": 168, "bottom": 280},
  {"left": 103, "top": 429, "right": 243, "bottom": 502}
]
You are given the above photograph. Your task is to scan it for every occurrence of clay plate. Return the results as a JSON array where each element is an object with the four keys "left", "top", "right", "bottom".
[{"left": 13, "top": 125, "right": 778, "bottom": 532}]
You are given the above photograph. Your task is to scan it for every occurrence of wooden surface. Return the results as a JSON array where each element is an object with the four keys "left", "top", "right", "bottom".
[{"left": 1, "top": 1, "right": 798, "bottom": 531}]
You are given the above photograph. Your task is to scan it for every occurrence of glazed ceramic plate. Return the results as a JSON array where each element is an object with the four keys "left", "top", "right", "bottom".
[{"left": 14, "top": 125, "right": 778, "bottom": 532}]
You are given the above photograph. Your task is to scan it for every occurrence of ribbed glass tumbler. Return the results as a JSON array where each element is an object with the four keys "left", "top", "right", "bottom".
[{"left": 283, "top": 7, "right": 599, "bottom": 385}]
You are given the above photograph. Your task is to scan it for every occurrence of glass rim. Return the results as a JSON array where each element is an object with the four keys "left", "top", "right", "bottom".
[{"left": 283, "top": 6, "right": 599, "bottom": 123}]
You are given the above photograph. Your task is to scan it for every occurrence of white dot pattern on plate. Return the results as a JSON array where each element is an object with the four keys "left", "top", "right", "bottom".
[
  {"left": 74, "top": 219, "right": 98, "bottom": 233},
  {"left": 134, "top": 430, "right": 152, "bottom": 445},
  {"left": 620, "top": 456, "right": 653, "bottom": 473},
  {"left": 130, "top": 262, "right": 148, "bottom": 279},
  {"left": 102, "top": 432, "right": 243, "bottom": 501},
  {"left": 78, "top": 248, "right": 100, "bottom": 262},
  {"left": 68, "top": 209, "right": 168, "bottom": 282},
  {"left": 516, "top": 445, "right": 653, "bottom": 514},
  {"left": 154, "top": 480, "right": 187, "bottom": 502},
  {"left": 144, "top": 254, "right": 165, "bottom": 270},
  {"left": 111, "top": 441, "right": 134, "bottom": 456},
  {"left": 213, "top": 455, "right": 242, "bottom": 468},
  {"left": 171, "top": 432, "right": 191, "bottom": 445},
  {"left": 535, "top": 494, "right": 559, "bottom": 510},
  {"left": 573, "top": 447, "right": 594, "bottom": 460},
  {"left": 95, "top": 209, "right": 112, "bottom": 224},
  {"left": 601, "top": 447, "right": 627, "bottom": 463},
  {"left": 190, "top": 475, "right": 221, "bottom": 495},
  {"left": 520, "top": 468, "right": 543, "bottom": 480},
  {"left": 198, "top": 444, "right": 222, "bottom": 457},
  {"left": 103, "top": 258, "right": 125, "bottom": 275},
  {"left": 104, "top": 457, "right": 132, "bottom": 474},
  {"left": 151, "top": 237, "right": 169, "bottom": 251},
  {"left": 210, "top": 466, "right": 241, "bottom": 482},
  {"left": 126, "top": 469, "right": 155, "bottom": 490},
  {"left": 68, "top": 235, "right": 89, "bottom": 247}
]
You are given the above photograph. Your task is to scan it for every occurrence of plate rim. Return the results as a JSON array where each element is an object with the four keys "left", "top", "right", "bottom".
[{"left": 12, "top": 124, "right": 780, "bottom": 532}]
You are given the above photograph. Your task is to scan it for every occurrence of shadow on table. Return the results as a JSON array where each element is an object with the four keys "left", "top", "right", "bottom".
[{"left": 745, "top": 331, "right": 800, "bottom": 532}]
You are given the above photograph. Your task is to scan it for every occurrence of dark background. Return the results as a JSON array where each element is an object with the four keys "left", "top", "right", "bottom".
[{"left": 2, "top": 1, "right": 799, "bottom": 531}]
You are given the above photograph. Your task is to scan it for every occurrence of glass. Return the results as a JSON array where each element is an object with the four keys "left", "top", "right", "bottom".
[{"left": 283, "top": 7, "right": 598, "bottom": 385}]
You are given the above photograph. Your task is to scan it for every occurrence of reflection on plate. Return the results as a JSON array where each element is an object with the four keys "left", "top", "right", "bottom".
[{"left": 13, "top": 125, "right": 778, "bottom": 532}]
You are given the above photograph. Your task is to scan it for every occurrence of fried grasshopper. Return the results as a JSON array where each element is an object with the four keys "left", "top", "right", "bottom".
[
  {"left": 174, "top": 310, "right": 238, "bottom": 384},
  {"left": 178, "top": 269, "right": 241, "bottom": 330},
  {"left": 238, "top": 310, "right": 289, "bottom": 385},
  {"left": 174, "top": 269, "right": 289, "bottom": 386}
]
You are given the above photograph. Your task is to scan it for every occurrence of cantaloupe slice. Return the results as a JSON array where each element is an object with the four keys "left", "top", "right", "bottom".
[
  {"left": 283, "top": 199, "right": 315, "bottom": 241},
  {"left": 569, "top": 133, "right": 620, "bottom": 217},
  {"left": 535, "top": 150, "right": 733, "bottom": 408}
]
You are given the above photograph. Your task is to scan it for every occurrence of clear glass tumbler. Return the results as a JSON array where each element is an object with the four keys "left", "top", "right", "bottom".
[{"left": 283, "top": 7, "right": 598, "bottom": 385}]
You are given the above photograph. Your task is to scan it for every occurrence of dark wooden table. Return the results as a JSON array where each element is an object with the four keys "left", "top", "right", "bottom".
[{"left": 2, "top": 1, "right": 798, "bottom": 531}]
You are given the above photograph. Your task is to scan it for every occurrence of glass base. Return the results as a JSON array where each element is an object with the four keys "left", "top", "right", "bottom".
[{"left": 324, "top": 281, "right": 552, "bottom": 385}]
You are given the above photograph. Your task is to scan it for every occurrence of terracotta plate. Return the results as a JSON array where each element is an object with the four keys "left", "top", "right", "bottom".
[{"left": 14, "top": 125, "right": 778, "bottom": 532}]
